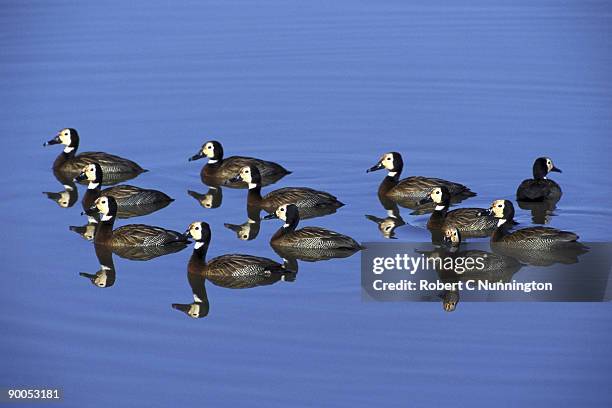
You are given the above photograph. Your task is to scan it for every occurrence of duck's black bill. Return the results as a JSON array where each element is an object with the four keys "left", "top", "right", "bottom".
[
  {"left": 223, "top": 223, "right": 241, "bottom": 232},
  {"left": 417, "top": 197, "right": 433, "bottom": 205},
  {"left": 188, "top": 153, "right": 204, "bottom": 162},
  {"left": 172, "top": 303, "right": 191, "bottom": 313},
  {"left": 551, "top": 166, "right": 562, "bottom": 173},
  {"left": 366, "top": 163, "right": 384, "bottom": 173},
  {"left": 263, "top": 213, "right": 278, "bottom": 220},
  {"left": 74, "top": 172, "right": 87, "bottom": 182},
  {"left": 43, "top": 136, "right": 61, "bottom": 146},
  {"left": 43, "top": 191, "right": 61, "bottom": 200},
  {"left": 226, "top": 175, "right": 242, "bottom": 184}
]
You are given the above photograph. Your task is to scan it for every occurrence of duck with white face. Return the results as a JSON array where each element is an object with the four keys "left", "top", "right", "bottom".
[
  {"left": 90, "top": 195, "right": 189, "bottom": 250},
  {"left": 481, "top": 199, "right": 583, "bottom": 250},
  {"left": 44, "top": 128, "right": 146, "bottom": 185},
  {"left": 266, "top": 204, "right": 362, "bottom": 262},
  {"left": 188, "top": 140, "right": 291, "bottom": 188},
  {"left": 187, "top": 187, "right": 223, "bottom": 209},
  {"left": 367, "top": 152, "right": 476, "bottom": 208},
  {"left": 420, "top": 185, "right": 497, "bottom": 241},
  {"left": 174, "top": 221, "right": 293, "bottom": 319},
  {"left": 516, "top": 157, "right": 563, "bottom": 202},
  {"left": 75, "top": 163, "right": 173, "bottom": 222},
  {"left": 43, "top": 180, "right": 78, "bottom": 208},
  {"left": 228, "top": 165, "right": 343, "bottom": 217}
]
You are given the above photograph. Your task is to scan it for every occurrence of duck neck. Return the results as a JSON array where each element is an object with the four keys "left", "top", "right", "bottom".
[
  {"left": 94, "top": 216, "right": 115, "bottom": 244},
  {"left": 53, "top": 150, "right": 76, "bottom": 169},
  {"left": 378, "top": 170, "right": 401, "bottom": 196},
  {"left": 272, "top": 216, "right": 299, "bottom": 241},
  {"left": 247, "top": 184, "right": 263, "bottom": 205},
  {"left": 190, "top": 241, "right": 209, "bottom": 263},
  {"left": 491, "top": 219, "right": 512, "bottom": 242},
  {"left": 83, "top": 185, "right": 102, "bottom": 214}
]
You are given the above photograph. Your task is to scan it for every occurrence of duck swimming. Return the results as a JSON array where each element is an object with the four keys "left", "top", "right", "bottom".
[
  {"left": 482, "top": 199, "right": 580, "bottom": 248},
  {"left": 422, "top": 186, "right": 497, "bottom": 239},
  {"left": 75, "top": 163, "right": 173, "bottom": 221},
  {"left": 44, "top": 128, "right": 146, "bottom": 184},
  {"left": 90, "top": 195, "right": 188, "bottom": 248},
  {"left": 367, "top": 152, "right": 475, "bottom": 204},
  {"left": 266, "top": 204, "right": 361, "bottom": 251},
  {"left": 189, "top": 140, "right": 290, "bottom": 188},
  {"left": 184, "top": 221, "right": 289, "bottom": 286},
  {"left": 228, "top": 165, "right": 343, "bottom": 215},
  {"left": 516, "top": 157, "right": 562, "bottom": 202}
]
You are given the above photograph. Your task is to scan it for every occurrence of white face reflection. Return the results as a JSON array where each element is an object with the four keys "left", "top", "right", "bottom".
[
  {"left": 94, "top": 271, "right": 108, "bottom": 287},
  {"left": 444, "top": 228, "right": 460, "bottom": 243},
  {"left": 188, "top": 303, "right": 201, "bottom": 318},
  {"left": 54, "top": 191, "right": 71, "bottom": 208},
  {"left": 199, "top": 195, "right": 213, "bottom": 208}
]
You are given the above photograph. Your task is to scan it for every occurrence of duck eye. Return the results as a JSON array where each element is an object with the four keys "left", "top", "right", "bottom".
[
  {"left": 195, "top": 226, "right": 200, "bottom": 230},
  {"left": 242, "top": 235, "right": 248, "bottom": 239},
  {"left": 280, "top": 208, "right": 285, "bottom": 212},
  {"left": 497, "top": 204, "right": 502, "bottom": 208},
  {"left": 386, "top": 157, "right": 391, "bottom": 160}
]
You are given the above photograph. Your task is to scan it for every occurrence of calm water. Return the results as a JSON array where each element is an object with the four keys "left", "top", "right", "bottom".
[{"left": 2, "top": 1, "right": 612, "bottom": 407}]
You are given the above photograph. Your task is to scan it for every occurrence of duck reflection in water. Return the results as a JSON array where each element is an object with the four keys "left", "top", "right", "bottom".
[
  {"left": 517, "top": 199, "right": 559, "bottom": 225},
  {"left": 173, "top": 221, "right": 295, "bottom": 319},
  {"left": 43, "top": 172, "right": 78, "bottom": 208},
  {"left": 187, "top": 187, "right": 223, "bottom": 209},
  {"left": 418, "top": 227, "right": 524, "bottom": 312},
  {"left": 224, "top": 204, "right": 262, "bottom": 241},
  {"left": 79, "top": 244, "right": 116, "bottom": 288}
]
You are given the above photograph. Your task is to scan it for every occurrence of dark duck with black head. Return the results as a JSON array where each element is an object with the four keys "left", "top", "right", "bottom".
[
  {"left": 228, "top": 165, "right": 343, "bottom": 215},
  {"left": 422, "top": 186, "right": 498, "bottom": 239},
  {"left": 367, "top": 152, "right": 475, "bottom": 203},
  {"left": 44, "top": 128, "right": 146, "bottom": 184},
  {"left": 516, "top": 157, "right": 562, "bottom": 202},
  {"left": 189, "top": 140, "right": 290, "bottom": 188},
  {"left": 90, "top": 195, "right": 188, "bottom": 248},
  {"left": 75, "top": 163, "right": 173, "bottom": 221}
]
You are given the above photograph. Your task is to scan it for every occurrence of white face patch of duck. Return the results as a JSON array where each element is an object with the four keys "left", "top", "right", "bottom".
[
  {"left": 189, "top": 222, "right": 203, "bottom": 241},
  {"left": 55, "top": 191, "right": 71, "bottom": 208},
  {"left": 200, "top": 195, "right": 213, "bottom": 208},
  {"left": 430, "top": 187, "right": 443, "bottom": 204},
  {"left": 58, "top": 129, "right": 73, "bottom": 152},
  {"left": 490, "top": 199, "right": 506, "bottom": 218},
  {"left": 238, "top": 166, "right": 254, "bottom": 186},
  {"left": 94, "top": 197, "right": 112, "bottom": 220},
  {"left": 545, "top": 157, "right": 554, "bottom": 174},
  {"left": 275, "top": 204, "right": 289, "bottom": 221},
  {"left": 380, "top": 153, "right": 396, "bottom": 175}
]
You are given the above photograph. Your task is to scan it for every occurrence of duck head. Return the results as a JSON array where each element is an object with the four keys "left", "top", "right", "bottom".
[
  {"left": 44, "top": 128, "right": 79, "bottom": 154},
  {"left": 482, "top": 199, "right": 515, "bottom": 227},
  {"left": 227, "top": 165, "right": 261, "bottom": 188},
  {"left": 189, "top": 140, "right": 223, "bottom": 163},
  {"left": 90, "top": 195, "right": 118, "bottom": 221},
  {"left": 185, "top": 221, "right": 212, "bottom": 248},
  {"left": 533, "top": 157, "right": 562, "bottom": 179},
  {"left": 367, "top": 152, "right": 403, "bottom": 177},
  {"left": 74, "top": 163, "right": 103, "bottom": 188}
]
